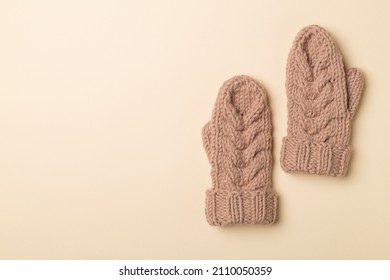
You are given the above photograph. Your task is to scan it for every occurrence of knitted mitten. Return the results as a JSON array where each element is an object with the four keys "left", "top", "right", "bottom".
[
  {"left": 202, "top": 75, "right": 277, "bottom": 226},
  {"left": 281, "top": 25, "right": 364, "bottom": 176}
]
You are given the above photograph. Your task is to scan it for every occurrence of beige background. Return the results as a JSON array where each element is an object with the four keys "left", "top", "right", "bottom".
[{"left": 0, "top": 0, "right": 389, "bottom": 259}]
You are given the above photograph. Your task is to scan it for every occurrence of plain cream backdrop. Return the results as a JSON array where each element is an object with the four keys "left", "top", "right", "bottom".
[{"left": 0, "top": 0, "right": 389, "bottom": 259}]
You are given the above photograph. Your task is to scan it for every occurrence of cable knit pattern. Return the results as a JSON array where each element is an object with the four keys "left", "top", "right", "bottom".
[
  {"left": 202, "top": 75, "right": 277, "bottom": 226},
  {"left": 281, "top": 25, "right": 364, "bottom": 176}
]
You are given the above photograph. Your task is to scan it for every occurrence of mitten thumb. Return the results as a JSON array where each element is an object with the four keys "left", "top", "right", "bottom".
[
  {"left": 346, "top": 68, "right": 364, "bottom": 118},
  {"left": 202, "top": 122, "right": 212, "bottom": 163}
]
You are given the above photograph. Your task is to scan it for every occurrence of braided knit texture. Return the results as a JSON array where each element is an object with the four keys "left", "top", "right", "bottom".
[
  {"left": 281, "top": 25, "right": 364, "bottom": 176},
  {"left": 202, "top": 75, "right": 277, "bottom": 226}
]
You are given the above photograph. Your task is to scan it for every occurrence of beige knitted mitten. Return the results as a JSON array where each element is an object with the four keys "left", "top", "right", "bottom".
[
  {"left": 281, "top": 25, "right": 364, "bottom": 176},
  {"left": 202, "top": 75, "right": 277, "bottom": 226}
]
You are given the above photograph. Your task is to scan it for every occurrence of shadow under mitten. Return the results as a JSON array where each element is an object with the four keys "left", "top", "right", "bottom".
[
  {"left": 202, "top": 75, "right": 277, "bottom": 226},
  {"left": 281, "top": 25, "right": 364, "bottom": 176}
]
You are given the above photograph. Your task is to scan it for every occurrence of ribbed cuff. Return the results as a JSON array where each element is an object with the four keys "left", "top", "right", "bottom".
[
  {"left": 280, "top": 137, "right": 351, "bottom": 176},
  {"left": 205, "top": 189, "right": 277, "bottom": 226}
]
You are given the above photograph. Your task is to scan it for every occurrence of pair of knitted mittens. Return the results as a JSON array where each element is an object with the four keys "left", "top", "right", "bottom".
[{"left": 202, "top": 25, "right": 364, "bottom": 226}]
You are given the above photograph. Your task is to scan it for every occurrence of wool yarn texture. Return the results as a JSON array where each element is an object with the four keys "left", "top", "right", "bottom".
[
  {"left": 280, "top": 25, "right": 364, "bottom": 176},
  {"left": 202, "top": 75, "right": 277, "bottom": 226}
]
